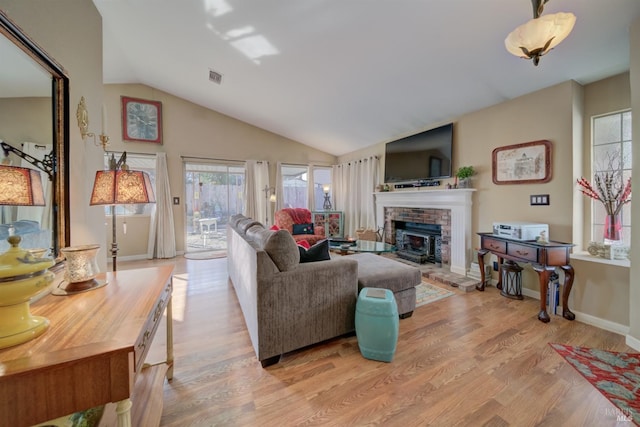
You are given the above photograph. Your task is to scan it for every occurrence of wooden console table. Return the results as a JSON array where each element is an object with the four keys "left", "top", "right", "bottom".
[
  {"left": 476, "top": 232, "right": 575, "bottom": 323},
  {"left": 0, "top": 265, "right": 174, "bottom": 427}
]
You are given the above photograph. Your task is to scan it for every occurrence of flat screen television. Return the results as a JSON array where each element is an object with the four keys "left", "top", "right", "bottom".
[{"left": 384, "top": 123, "right": 453, "bottom": 183}]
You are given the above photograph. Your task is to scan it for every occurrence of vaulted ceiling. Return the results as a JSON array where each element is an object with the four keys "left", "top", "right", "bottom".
[{"left": 93, "top": 0, "right": 640, "bottom": 156}]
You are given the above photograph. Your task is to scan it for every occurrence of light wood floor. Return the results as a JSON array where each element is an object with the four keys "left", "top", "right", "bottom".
[{"left": 120, "top": 257, "right": 634, "bottom": 427}]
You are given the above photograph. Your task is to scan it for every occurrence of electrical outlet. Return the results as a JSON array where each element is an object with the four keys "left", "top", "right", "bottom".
[{"left": 493, "top": 261, "right": 499, "bottom": 271}]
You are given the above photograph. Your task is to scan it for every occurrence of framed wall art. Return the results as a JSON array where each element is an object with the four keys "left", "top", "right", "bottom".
[
  {"left": 492, "top": 140, "right": 552, "bottom": 185},
  {"left": 121, "top": 96, "right": 163, "bottom": 144}
]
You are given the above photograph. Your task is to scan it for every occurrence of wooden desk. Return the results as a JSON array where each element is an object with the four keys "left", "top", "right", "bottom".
[
  {"left": 0, "top": 265, "right": 174, "bottom": 427},
  {"left": 476, "top": 233, "right": 575, "bottom": 323}
]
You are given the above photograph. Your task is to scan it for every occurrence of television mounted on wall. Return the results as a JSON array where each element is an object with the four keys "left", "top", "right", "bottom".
[{"left": 383, "top": 123, "right": 453, "bottom": 183}]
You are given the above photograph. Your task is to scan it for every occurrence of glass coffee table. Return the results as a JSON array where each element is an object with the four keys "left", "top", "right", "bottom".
[{"left": 329, "top": 239, "right": 396, "bottom": 255}]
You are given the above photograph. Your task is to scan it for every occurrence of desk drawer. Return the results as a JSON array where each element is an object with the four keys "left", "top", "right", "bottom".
[
  {"left": 134, "top": 279, "right": 172, "bottom": 372},
  {"left": 483, "top": 237, "right": 506, "bottom": 254},
  {"left": 507, "top": 243, "right": 538, "bottom": 262}
]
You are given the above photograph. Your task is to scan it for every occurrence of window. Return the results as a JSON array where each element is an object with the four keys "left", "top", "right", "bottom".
[
  {"left": 102, "top": 152, "right": 156, "bottom": 215},
  {"left": 281, "top": 164, "right": 308, "bottom": 208},
  {"left": 312, "top": 166, "right": 332, "bottom": 210},
  {"left": 591, "top": 110, "right": 632, "bottom": 244}
]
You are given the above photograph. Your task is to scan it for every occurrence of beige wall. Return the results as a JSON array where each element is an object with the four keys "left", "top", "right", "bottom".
[
  {"left": 102, "top": 84, "right": 337, "bottom": 253},
  {"left": 339, "top": 77, "right": 633, "bottom": 327},
  {"left": 0, "top": 98, "right": 51, "bottom": 145},
  {"left": 0, "top": 0, "right": 105, "bottom": 267}
]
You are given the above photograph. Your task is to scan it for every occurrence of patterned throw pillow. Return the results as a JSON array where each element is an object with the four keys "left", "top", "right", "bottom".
[{"left": 292, "top": 223, "right": 314, "bottom": 234}]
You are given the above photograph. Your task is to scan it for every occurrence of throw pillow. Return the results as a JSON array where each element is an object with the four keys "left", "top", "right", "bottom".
[
  {"left": 299, "top": 239, "right": 330, "bottom": 263},
  {"left": 297, "top": 240, "right": 311, "bottom": 249},
  {"left": 269, "top": 224, "right": 280, "bottom": 231},
  {"left": 262, "top": 229, "right": 300, "bottom": 271},
  {"left": 292, "top": 223, "right": 314, "bottom": 234}
]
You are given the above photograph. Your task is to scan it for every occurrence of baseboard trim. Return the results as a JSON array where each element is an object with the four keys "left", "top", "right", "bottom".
[
  {"left": 107, "top": 251, "right": 184, "bottom": 264},
  {"left": 521, "top": 287, "right": 629, "bottom": 336},
  {"left": 625, "top": 334, "right": 640, "bottom": 351}
]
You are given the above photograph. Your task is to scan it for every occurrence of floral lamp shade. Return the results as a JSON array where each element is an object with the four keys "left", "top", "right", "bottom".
[
  {"left": 90, "top": 170, "right": 155, "bottom": 206},
  {"left": 0, "top": 165, "right": 45, "bottom": 206}
]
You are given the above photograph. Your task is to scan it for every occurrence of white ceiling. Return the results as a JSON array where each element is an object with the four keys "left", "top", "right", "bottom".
[{"left": 93, "top": 0, "right": 640, "bottom": 156}]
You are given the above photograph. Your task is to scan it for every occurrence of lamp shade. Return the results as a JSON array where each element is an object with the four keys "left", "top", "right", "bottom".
[
  {"left": 90, "top": 170, "right": 155, "bottom": 205},
  {"left": 505, "top": 12, "right": 576, "bottom": 63},
  {"left": 0, "top": 165, "right": 45, "bottom": 206}
]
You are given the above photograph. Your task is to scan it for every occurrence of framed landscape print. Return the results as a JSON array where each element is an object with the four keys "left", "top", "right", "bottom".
[
  {"left": 121, "top": 96, "right": 163, "bottom": 144},
  {"left": 492, "top": 140, "right": 552, "bottom": 185}
]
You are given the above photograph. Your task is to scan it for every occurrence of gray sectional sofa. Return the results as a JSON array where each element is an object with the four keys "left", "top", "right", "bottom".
[{"left": 227, "top": 214, "right": 359, "bottom": 367}]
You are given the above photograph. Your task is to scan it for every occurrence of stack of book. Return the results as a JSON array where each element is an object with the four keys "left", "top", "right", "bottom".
[{"left": 467, "top": 262, "right": 491, "bottom": 285}]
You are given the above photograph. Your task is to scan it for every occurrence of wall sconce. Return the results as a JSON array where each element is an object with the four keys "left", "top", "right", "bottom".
[
  {"left": 77, "top": 96, "right": 110, "bottom": 150},
  {"left": 505, "top": 0, "right": 576, "bottom": 66},
  {"left": 263, "top": 185, "right": 275, "bottom": 225},
  {"left": 323, "top": 185, "right": 332, "bottom": 210}
]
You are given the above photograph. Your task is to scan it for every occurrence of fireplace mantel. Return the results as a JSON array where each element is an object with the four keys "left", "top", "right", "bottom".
[{"left": 374, "top": 189, "right": 475, "bottom": 275}]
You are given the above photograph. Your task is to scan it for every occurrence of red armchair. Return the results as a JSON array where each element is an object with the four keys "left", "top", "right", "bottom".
[{"left": 274, "top": 208, "right": 326, "bottom": 246}]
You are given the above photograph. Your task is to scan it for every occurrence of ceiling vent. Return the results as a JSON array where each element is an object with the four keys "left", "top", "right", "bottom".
[{"left": 209, "top": 69, "right": 223, "bottom": 85}]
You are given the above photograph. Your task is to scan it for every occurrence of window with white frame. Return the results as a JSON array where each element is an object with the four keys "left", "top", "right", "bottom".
[
  {"left": 280, "top": 164, "right": 308, "bottom": 208},
  {"left": 590, "top": 110, "right": 632, "bottom": 244},
  {"left": 312, "top": 166, "right": 332, "bottom": 210}
]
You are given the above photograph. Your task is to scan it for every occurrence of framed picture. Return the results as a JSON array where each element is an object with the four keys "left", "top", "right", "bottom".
[
  {"left": 492, "top": 140, "right": 552, "bottom": 185},
  {"left": 121, "top": 96, "right": 163, "bottom": 144}
]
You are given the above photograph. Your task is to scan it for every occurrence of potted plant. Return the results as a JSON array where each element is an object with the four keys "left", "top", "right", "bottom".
[{"left": 455, "top": 166, "right": 475, "bottom": 188}]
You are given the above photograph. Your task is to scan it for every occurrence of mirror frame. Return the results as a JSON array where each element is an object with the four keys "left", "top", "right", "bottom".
[{"left": 0, "top": 10, "right": 70, "bottom": 259}]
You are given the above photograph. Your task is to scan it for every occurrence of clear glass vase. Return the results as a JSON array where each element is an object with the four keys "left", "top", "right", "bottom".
[{"left": 603, "top": 214, "right": 622, "bottom": 245}]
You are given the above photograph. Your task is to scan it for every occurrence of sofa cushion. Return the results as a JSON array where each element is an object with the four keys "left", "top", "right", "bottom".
[
  {"left": 292, "top": 223, "right": 314, "bottom": 235},
  {"left": 299, "top": 239, "right": 330, "bottom": 263},
  {"left": 262, "top": 229, "right": 300, "bottom": 271},
  {"left": 240, "top": 220, "right": 262, "bottom": 233},
  {"left": 245, "top": 224, "right": 266, "bottom": 241}
]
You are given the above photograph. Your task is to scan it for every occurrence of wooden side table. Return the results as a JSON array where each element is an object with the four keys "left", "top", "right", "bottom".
[
  {"left": 476, "top": 232, "right": 575, "bottom": 323},
  {"left": 0, "top": 265, "right": 174, "bottom": 427}
]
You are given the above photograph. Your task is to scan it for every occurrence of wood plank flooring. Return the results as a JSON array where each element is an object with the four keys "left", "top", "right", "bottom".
[{"left": 119, "top": 257, "right": 634, "bottom": 427}]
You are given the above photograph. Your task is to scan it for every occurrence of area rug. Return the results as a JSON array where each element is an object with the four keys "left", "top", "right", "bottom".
[
  {"left": 415, "top": 281, "right": 454, "bottom": 307},
  {"left": 184, "top": 251, "right": 227, "bottom": 260},
  {"left": 550, "top": 343, "right": 640, "bottom": 424}
]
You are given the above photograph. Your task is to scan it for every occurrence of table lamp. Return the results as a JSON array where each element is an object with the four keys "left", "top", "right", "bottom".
[
  {"left": 0, "top": 164, "right": 55, "bottom": 349},
  {"left": 90, "top": 152, "right": 155, "bottom": 271}
]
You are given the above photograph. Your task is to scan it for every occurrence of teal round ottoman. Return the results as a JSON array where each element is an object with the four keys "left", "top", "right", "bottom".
[{"left": 355, "top": 287, "right": 399, "bottom": 362}]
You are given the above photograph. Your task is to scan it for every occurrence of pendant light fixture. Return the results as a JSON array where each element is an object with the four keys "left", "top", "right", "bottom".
[{"left": 505, "top": 0, "right": 576, "bottom": 66}]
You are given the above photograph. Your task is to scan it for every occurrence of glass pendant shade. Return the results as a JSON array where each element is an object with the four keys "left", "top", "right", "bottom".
[{"left": 505, "top": 12, "right": 576, "bottom": 64}]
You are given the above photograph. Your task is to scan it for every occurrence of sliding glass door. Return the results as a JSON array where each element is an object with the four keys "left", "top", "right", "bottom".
[{"left": 183, "top": 160, "right": 245, "bottom": 254}]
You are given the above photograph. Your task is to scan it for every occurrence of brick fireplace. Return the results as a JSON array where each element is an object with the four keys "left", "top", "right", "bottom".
[
  {"left": 374, "top": 189, "right": 475, "bottom": 275},
  {"left": 385, "top": 208, "right": 450, "bottom": 265}
]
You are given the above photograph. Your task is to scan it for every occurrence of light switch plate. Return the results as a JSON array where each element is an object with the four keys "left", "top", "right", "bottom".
[{"left": 530, "top": 194, "right": 550, "bottom": 206}]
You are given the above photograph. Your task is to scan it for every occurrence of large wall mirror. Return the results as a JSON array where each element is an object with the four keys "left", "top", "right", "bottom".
[{"left": 0, "top": 10, "right": 69, "bottom": 260}]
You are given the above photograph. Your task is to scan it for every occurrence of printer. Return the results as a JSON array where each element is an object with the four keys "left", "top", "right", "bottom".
[{"left": 492, "top": 221, "right": 549, "bottom": 241}]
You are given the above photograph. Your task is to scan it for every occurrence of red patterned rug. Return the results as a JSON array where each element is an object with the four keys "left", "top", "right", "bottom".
[{"left": 550, "top": 343, "right": 639, "bottom": 425}]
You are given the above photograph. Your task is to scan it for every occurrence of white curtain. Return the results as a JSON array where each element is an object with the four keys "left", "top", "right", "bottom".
[
  {"left": 306, "top": 164, "right": 315, "bottom": 210},
  {"left": 245, "top": 160, "right": 269, "bottom": 223},
  {"left": 275, "top": 162, "right": 284, "bottom": 212},
  {"left": 17, "top": 142, "right": 52, "bottom": 230},
  {"left": 147, "top": 152, "right": 176, "bottom": 259},
  {"left": 333, "top": 156, "right": 379, "bottom": 237}
]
